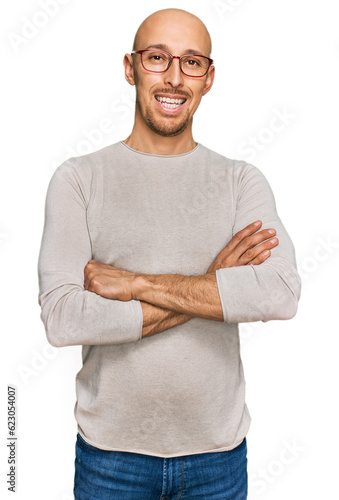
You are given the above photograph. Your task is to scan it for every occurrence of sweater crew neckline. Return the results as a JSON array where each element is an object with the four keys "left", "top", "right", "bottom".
[{"left": 119, "top": 141, "right": 200, "bottom": 158}]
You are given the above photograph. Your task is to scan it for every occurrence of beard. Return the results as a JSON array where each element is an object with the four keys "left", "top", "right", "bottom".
[
  {"left": 136, "top": 91, "right": 191, "bottom": 137},
  {"left": 145, "top": 111, "right": 190, "bottom": 137}
]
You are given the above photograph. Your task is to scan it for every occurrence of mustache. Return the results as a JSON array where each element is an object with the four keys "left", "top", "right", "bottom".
[{"left": 154, "top": 88, "right": 190, "bottom": 99}]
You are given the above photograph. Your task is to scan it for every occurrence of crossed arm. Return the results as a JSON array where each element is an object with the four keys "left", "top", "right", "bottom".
[
  {"left": 39, "top": 160, "right": 301, "bottom": 348},
  {"left": 84, "top": 220, "right": 279, "bottom": 338}
]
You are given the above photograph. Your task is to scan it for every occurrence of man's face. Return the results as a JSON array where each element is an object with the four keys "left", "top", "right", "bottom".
[{"left": 127, "top": 12, "right": 215, "bottom": 138}]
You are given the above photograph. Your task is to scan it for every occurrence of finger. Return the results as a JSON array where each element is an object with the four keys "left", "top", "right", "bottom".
[
  {"left": 217, "top": 226, "right": 276, "bottom": 263},
  {"left": 237, "top": 229, "right": 277, "bottom": 253},
  {"left": 246, "top": 249, "right": 271, "bottom": 266},
  {"left": 84, "top": 270, "right": 95, "bottom": 290},
  {"left": 223, "top": 220, "right": 263, "bottom": 253},
  {"left": 84, "top": 261, "right": 96, "bottom": 279},
  {"left": 84, "top": 268, "right": 90, "bottom": 289},
  {"left": 214, "top": 221, "right": 263, "bottom": 263},
  {"left": 84, "top": 266, "right": 104, "bottom": 289},
  {"left": 243, "top": 237, "right": 279, "bottom": 265},
  {"left": 87, "top": 260, "right": 116, "bottom": 271},
  {"left": 91, "top": 262, "right": 113, "bottom": 271}
]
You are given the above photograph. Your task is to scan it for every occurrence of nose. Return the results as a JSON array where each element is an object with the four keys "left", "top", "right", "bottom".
[{"left": 164, "top": 56, "right": 185, "bottom": 88}]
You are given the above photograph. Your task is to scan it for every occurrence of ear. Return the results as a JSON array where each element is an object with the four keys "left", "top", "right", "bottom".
[
  {"left": 123, "top": 54, "right": 135, "bottom": 86},
  {"left": 202, "top": 65, "right": 215, "bottom": 96}
]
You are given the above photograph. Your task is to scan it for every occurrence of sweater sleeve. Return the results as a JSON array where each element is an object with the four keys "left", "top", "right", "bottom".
[
  {"left": 215, "top": 163, "right": 301, "bottom": 323},
  {"left": 37, "top": 160, "right": 143, "bottom": 347}
]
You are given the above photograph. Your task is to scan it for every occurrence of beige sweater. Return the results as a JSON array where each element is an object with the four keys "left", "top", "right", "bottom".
[{"left": 38, "top": 141, "right": 301, "bottom": 457}]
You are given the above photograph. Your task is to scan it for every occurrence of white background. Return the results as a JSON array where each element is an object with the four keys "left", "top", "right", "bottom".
[{"left": 1, "top": 0, "right": 338, "bottom": 498}]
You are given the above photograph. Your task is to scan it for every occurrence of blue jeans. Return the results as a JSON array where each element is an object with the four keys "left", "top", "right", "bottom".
[{"left": 74, "top": 433, "right": 247, "bottom": 499}]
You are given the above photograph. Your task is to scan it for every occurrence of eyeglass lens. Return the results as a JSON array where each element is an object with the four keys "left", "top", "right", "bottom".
[{"left": 141, "top": 50, "right": 210, "bottom": 76}]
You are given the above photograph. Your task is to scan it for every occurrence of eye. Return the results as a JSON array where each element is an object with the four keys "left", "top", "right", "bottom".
[
  {"left": 145, "top": 51, "right": 167, "bottom": 62},
  {"left": 182, "top": 56, "right": 204, "bottom": 67}
]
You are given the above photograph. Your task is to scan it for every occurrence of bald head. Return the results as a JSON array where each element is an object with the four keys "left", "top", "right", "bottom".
[{"left": 132, "top": 9, "right": 212, "bottom": 57}]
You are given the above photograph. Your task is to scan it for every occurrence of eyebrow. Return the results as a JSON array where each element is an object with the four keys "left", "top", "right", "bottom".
[{"left": 144, "top": 44, "right": 205, "bottom": 56}]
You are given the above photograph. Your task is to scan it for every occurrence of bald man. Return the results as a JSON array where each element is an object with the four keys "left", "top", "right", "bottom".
[{"left": 38, "top": 8, "right": 301, "bottom": 500}]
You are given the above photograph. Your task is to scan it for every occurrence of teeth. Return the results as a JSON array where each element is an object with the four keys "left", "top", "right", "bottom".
[{"left": 156, "top": 96, "right": 186, "bottom": 105}]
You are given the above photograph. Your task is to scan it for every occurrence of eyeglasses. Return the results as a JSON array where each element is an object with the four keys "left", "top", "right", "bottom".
[{"left": 131, "top": 49, "right": 214, "bottom": 78}]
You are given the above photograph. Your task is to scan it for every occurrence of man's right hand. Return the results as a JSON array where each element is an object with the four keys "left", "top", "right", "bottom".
[{"left": 207, "top": 220, "right": 279, "bottom": 273}]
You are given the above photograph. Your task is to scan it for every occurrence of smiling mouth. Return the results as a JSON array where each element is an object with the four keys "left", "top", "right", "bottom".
[{"left": 155, "top": 96, "right": 187, "bottom": 109}]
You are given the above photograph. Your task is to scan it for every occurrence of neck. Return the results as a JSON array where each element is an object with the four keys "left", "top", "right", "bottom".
[{"left": 124, "top": 115, "right": 197, "bottom": 156}]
